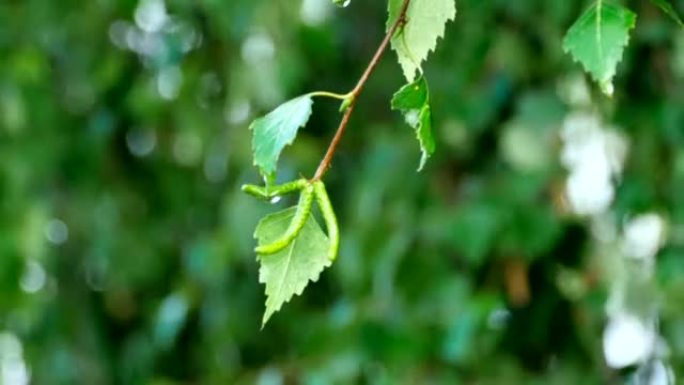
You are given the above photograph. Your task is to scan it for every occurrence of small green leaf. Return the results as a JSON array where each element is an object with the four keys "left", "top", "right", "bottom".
[
  {"left": 250, "top": 95, "right": 314, "bottom": 177},
  {"left": 392, "top": 77, "right": 428, "bottom": 108},
  {"left": 391, "top": 76, "right": 435, "bottom": 171},
  {"left": 650, "top": 0, "right": 684, "bottom": 27},
  {"left": 255, "top": 207, "right": 332, "bottom": 326},
  {"left": 562, "top": 1, "right": 636, "bottom": 96},
  {"left": 387, "top": 0, "right": 457, "bottom": 81}
]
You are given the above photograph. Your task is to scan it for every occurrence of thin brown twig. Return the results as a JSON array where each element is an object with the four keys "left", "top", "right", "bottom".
[{"left": 312, "top": 0, "right": 412, "bottom": 181}]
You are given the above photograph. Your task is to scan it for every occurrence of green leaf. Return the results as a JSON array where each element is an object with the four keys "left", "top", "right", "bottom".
[
  {"left": 255, "top": 207, "right": 332, "bottom": 326},
  {"left": 387, "top": 0, "right": 457, "bottom": 82},
  {"left": 391, "top": 76, "right": 436, "bottom": 170},
  {"left": 392, "top": 76, "right": 428, "bottom": 109},
  {"left": 250, "top": 95, "right": 314, "bottom": 177},
  {"left": 562, "top": 1, "right": 636, "bottom": 96},
  {"left": 650, "top": 0, "right": 684, "bottom": 27}
]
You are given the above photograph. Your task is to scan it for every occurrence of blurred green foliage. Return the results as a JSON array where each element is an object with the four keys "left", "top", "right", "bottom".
[{"left": 1, "top": 0, "right": 684, "bottom": 384}]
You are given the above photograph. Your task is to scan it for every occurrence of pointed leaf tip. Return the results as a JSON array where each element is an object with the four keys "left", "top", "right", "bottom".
[
  {"left": 387, "top": 0, "right": 457, "bottom": 82},
  {"left": 562, "top": 2, "right": 636, "bottom": 96},
  {"left": 254, "top": 207, "right": 332, "bottom": 325}
]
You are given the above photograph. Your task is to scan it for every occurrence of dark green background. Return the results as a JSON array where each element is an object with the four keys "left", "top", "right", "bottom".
[{"left": 1, "top": 0, "right": 684, "bottom": 383}]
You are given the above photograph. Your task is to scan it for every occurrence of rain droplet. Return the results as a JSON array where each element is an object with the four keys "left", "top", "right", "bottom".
[{"left": 269, "top": 196, "right": 281, "bottom": 204}]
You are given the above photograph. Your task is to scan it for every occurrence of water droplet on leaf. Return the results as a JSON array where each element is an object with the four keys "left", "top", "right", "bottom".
[{"left": 270, "top": 196, "right": 281, "bottom": 204}]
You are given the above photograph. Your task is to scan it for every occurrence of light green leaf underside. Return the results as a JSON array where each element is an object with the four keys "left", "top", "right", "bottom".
[
  {"left": 650, "top": 0, "right": 684, "bottom": 27},
  {"left": 391, "top": 76, "right": 435, "bottom": 171},
  {"left": 562, "top": 1, "right": 636, "bottom": 96},
  {"left": 255, "top": 207, "right": 332, "bottom": 326},
  {"left": 250, "top": 95, "right": 314, "bottom": 177},
  {"left": 387, "top": 0, "right": 457, "bottom": 82}
]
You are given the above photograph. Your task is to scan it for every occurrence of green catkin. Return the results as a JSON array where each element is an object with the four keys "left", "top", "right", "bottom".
[
  {"left": 241, "top": 179, "right": 308, "bottom": 201},
  {"left": 313, "top": 181, "right": 339, "bottom": 262},
  {"left": 241, "top": 184, "right": 271, "bottom": 200},
  {"left": 255, "top": 183, "right": 315, "bottom": 255}
]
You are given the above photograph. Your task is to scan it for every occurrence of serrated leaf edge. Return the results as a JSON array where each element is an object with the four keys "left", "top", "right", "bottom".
[
  {"left": 259, "top": 246, "right": 332, "bottom": 321},
  {"left": 390, "top": 0, "right": 458, "bottom": 82},
  {"left": 258, "top": 220, "right": 332, "bottom": 326},
  {"left": 562, "top": 1, "right": 637, "bottom": 94},
  {"left": 254, "top": 207, "right": 333, "bottom": 326}
]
